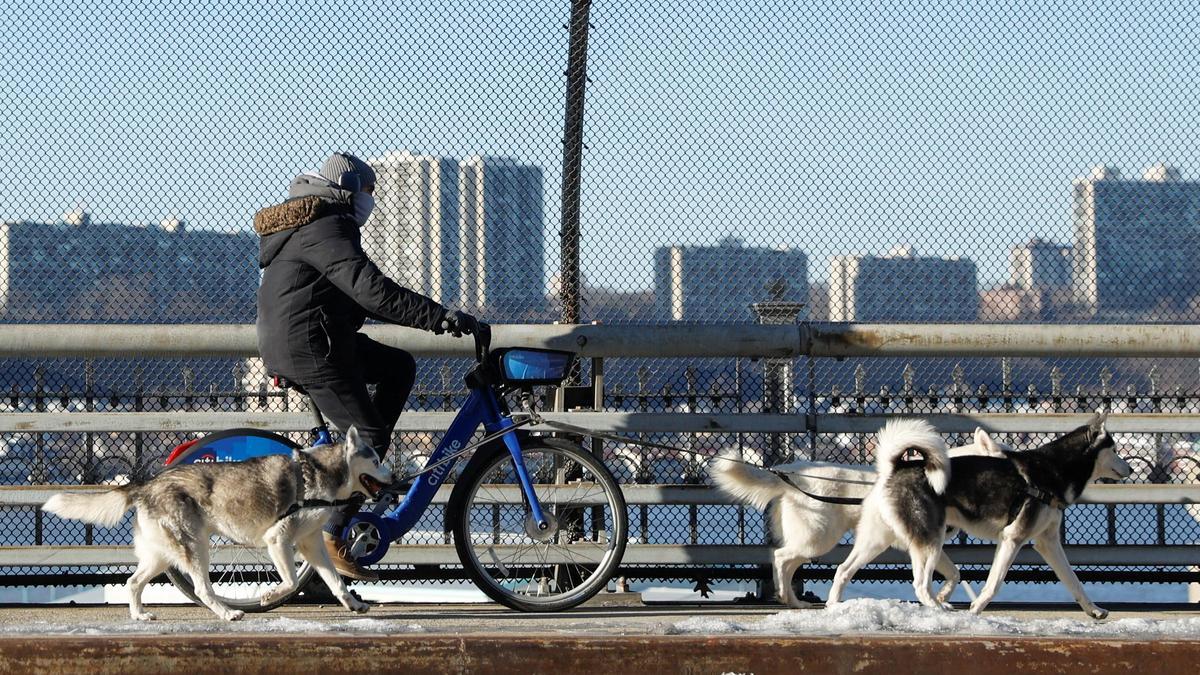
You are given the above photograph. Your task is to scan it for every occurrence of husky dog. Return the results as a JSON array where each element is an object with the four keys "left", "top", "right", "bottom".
[
  {"left": 43, "top": 426, "right": 393, "bottom": 621},
  {"left": 710, "top": 428, "right": 1006, "bottom": 608},
  {"left": 830, "top": 415, "right": 1131, "bottom": 619}
]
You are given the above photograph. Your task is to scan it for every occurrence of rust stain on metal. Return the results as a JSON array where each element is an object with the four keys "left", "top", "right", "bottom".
[{"left": 1, "top": 634, "right": 1198, "bottom": 675}]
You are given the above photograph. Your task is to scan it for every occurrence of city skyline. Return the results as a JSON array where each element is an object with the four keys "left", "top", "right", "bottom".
[
  {"left": 5, "top": 1, "right": 1200, "bottom": 292},
  {"left": 12, "top": 161, "right": 1195, "bottom": 303}
]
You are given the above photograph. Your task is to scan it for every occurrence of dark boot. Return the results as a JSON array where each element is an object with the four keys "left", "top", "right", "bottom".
[
  {"left": 322, "top": 496, "right": 377, "bottom": 581},
  {"left": 322, "top": 531, "right": 380, "bottom": 582}
]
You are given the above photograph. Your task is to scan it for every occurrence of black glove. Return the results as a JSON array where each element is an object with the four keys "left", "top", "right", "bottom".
[{"left": 438, "top": 310, "right": 481, "bottom": 338}]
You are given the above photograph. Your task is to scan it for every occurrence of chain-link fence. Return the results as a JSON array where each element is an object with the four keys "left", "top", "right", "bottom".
[{"left": 3, "top": 1, "right": 1200, "bottom": 593}]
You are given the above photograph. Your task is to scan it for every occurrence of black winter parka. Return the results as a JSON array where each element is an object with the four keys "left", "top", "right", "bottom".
[{"left": 254, "top": 174, "right": 447, "bottom": 383}]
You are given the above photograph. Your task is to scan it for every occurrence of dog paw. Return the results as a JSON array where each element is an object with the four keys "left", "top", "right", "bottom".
[
  {"left": 347, "top": 598, "right": 370, "bottom": 614},
  {"left": 223, "top": 610, "right": 245, "bottom": 622},
  {"left": 260, "top": 587, "right": 288, "bottom": 606},
  {"left": 132, "top": 612, "right": 156, "bottom": 622},
  {"left": 940, "top": 602, "right": 955, "bottom": 611},
  {"left": 1088, "top": 607, "right": 1109, "bottom": 620}
]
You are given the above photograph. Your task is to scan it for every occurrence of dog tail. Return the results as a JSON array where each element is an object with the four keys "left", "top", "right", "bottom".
[
  {"left": 709, "top": 449, "right": 789, "bottom": 511},
  {"left": 875, "top": 419, "right": 950, "bottom": 495},
  {"left": 42, "top": 486, "right": 135, "bottom": 528}
]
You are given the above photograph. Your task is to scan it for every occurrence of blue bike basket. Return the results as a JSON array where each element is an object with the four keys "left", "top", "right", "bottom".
[{"left": 495, "top": 348, "right": 575, "bottom": 386}]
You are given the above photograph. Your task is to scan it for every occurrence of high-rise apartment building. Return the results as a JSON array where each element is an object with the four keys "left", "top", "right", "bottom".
[
  {"left": 458, "top": 156, "right": 545, "bottom": 319},
  {"left": 1072, "top": 164, "right": 1200, "bottom": 317},
  {"left": 653, "top": 236, "right": 808, "bottom": 322},
  {"left": 364, "top": 151, "right": 460, "bottom": 305},
  {"left": 828, "top": 246, "right": 978, "bottom": 322}
]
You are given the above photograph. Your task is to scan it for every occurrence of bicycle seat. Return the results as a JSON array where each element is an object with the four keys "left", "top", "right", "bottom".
[{"left": 269, "top": 374, "right": 307, "bottom": 395}]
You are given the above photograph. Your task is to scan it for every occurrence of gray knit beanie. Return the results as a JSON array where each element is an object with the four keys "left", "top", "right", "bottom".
[{"left": 319, "top": 152, "right": 376, "bottom": 192}]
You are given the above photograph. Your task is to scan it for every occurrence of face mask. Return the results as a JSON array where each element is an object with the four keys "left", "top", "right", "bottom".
[{"left": 352, "top": 192, "right": 375, "bottom": 226}]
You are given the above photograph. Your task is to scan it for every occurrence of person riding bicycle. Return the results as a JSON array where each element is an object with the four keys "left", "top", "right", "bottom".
[{"left": 254, "top": 152, "right": 481, "bottom": 580}]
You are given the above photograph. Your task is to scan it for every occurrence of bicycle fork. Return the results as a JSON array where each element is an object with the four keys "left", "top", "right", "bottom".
[{"left": 482, "top": 395, "right": 550, "bottom": 531}]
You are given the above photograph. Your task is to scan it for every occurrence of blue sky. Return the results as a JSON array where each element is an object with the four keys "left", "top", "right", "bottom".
[{"left": 2, "top": 0, "right": 1198, "bottom": 290}]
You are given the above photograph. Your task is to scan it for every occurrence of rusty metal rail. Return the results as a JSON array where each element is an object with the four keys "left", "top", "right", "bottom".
[
  {"left": 2, "top": 322, "right": 1199, "bottom": 358},
  {"left": 6, "top": 410, "right": 1200, "bottom": 434},
  {"left": 3, "top": 483, "right": 1197, "bottom": 569}
]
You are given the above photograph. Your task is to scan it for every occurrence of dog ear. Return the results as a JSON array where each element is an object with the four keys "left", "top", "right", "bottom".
[
  {"left": 974, "top": 427, "right": 1000, "bottom": 454},
  {"left": 345, "top": 426, "right": 361, "bottom": 454}
]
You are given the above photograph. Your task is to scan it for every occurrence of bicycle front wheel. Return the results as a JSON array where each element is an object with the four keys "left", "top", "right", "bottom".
[{"left": 451, "top": 438, "right": 627, "bottom": 612}]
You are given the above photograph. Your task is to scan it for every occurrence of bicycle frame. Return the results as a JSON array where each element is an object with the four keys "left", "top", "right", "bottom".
[{"left": 357, "top": 382, "right": 548, "bottom": 547}]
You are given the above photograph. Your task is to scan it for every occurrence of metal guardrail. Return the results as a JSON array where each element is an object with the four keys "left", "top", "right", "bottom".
[
  {"left": 2, "top": 322, "right": 1200, "bottom": 358},
  {"left": 2, "top": 323, "right": 1200, "bottom": 579}
]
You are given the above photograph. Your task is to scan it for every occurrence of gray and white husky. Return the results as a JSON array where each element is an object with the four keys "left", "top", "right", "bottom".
[
  {"left": 43, "top": 426, "right": 394, "bottom": 621},
  {"left": 710, "top": 428, "right": 1007, "bottom": 608},
  {"left": 829, "top": 415, "right": 1131, "bottom": 619}
]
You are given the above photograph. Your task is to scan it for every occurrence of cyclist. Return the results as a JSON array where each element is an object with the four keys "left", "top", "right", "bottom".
[{"left": 253, "top": 151, "right": 480, "bottom": 580}]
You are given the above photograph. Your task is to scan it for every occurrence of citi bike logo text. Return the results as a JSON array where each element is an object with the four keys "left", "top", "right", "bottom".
[{"left": 427, "top": 439, "right": 461, "bottom": 486}]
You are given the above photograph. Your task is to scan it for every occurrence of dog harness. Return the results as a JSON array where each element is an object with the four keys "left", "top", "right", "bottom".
[
  {"left": 1023, "top": 484, "right": 1068, "bottom": 511},
  {"left": 275, "top": 452, "right": 361, "bottom": 522},
  {"left": 1012, "top": 460, "right": 1069, "bottom": 511}
]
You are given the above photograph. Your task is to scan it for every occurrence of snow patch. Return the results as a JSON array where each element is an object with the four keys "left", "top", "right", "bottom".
[
  {"left": 666, "top": 599, "right": 1200, "bottom": 637},
  {"left": 0, "top": 616, "right": 426, "bottom": 636}
]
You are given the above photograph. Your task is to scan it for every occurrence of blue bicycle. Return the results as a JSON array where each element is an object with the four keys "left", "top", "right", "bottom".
[{"left": 162, "top": 327, "right": 628, "bottom": 612}]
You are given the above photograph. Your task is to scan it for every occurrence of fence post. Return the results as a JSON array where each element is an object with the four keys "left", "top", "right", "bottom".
[
  {"left": 750, "top": 294, "right": 806, "bottom": 467},
  {"left": 750, "top": 287, "right": 805, "bottom": 602},
  {"left": 558, "top": 0, "right": 593, "bottom": 325}
]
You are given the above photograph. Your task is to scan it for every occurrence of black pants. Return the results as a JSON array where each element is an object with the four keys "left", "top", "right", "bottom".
[{"left": 296, "top": 333, "right": 417, "bottom": 457}]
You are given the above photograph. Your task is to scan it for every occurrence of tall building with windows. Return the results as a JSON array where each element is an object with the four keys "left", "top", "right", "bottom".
[
  {"left": 653, "top": 236, "right": 808, "bottom": 322},
  {"left": 458, "top": 156, "right": 546, "bottom": 320},
  {"left": 364, "top": 151, "right": 460, "bottom": 305},
  {"left": 1071, "top": 164, "right": 1200, "bottom": 317},
  {"left": 0, "top": 212, "right": 255, "bottom": 322},
  {"left": 828, "top": 246, "right": 978, "bottom": 322}
]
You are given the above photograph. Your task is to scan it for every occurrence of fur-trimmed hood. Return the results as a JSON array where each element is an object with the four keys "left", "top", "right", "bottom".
[
  {"left": 254, "top": 195, "right": 349, "bottom": 236},
  {"left": 255, "top": 173, "right": 356, "bottom": 268}
]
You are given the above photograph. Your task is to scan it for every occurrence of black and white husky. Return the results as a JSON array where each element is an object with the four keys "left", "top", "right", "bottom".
[{"left": 830, "top": 415, "right": 1131, "bottom": 619}]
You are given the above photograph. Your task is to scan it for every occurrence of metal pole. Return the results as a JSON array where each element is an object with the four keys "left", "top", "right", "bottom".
[
  {"left": 750, "top": 301, "right": 806, "bottom": 467},
  {"left": 749, "top": 294, "right": 805, "bottom": 601},
  {"left": 558, "top": 0, "right": 592, "bottom": 325}
]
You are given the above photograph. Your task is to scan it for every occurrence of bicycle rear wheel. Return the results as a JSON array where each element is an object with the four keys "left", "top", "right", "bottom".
[
  {"left": 450, "top": 438, "right": 627, "bottom": 612},
  {"left": 163, "top": 429, "right": 314, "bottom": 612},
  {"left": 165, "top": 543, "right": 316, "bottom": 613}
]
